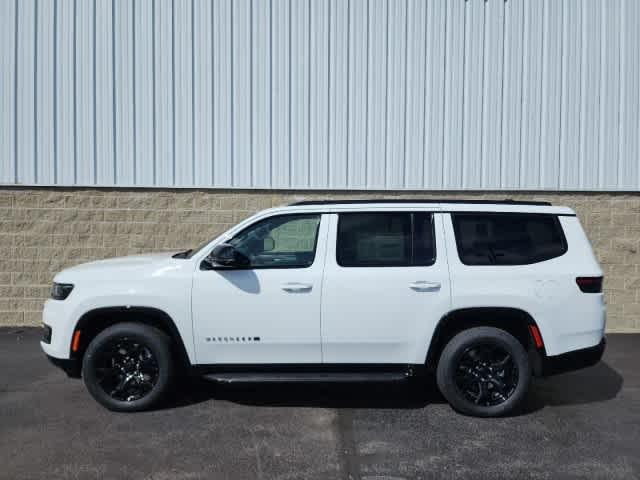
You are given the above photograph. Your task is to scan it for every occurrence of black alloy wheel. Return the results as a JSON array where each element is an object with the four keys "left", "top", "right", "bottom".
[
  {"left": 436, "top": 326, "right": 531, "bottom": 417},
  {"left": 453, "top": 343, "right": 518, "bottom": 407},
  {"left": 82, "top": 322, "right": 174, "bottom": 412},
  {"left": 93, "top": 337, "right": 160, "bottom": 402}
]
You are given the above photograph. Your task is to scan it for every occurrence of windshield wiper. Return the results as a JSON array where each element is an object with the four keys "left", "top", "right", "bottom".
[{"left": 172, "top": 249, "right": 193, "bottom": 259}]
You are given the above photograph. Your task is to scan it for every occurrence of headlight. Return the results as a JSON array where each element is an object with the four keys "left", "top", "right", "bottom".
[{"left": 51, "top": 283, "right": 74, "bottom": 300}]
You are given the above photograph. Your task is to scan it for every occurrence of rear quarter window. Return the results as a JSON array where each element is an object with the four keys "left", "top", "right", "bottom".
[{"left": 451, "top": 213, "right": 567, "bottom": 265}]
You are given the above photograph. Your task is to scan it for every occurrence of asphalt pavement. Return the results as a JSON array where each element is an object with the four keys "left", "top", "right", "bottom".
[{"left": 1, "top": 328, "right": 638, "bottom": 480}]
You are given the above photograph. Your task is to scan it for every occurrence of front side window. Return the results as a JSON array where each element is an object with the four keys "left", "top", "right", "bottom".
[
  {"left": 336, "top": 212, "right": 436, "bottom": 267},
  {"left": 228, "top": 214, "right": 321, "bottom": 268},
  {"left": 452, "top": 213, "right": 567, "bottom": 265}
]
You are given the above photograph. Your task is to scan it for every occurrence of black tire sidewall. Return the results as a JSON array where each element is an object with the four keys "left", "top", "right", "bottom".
[
  {"left": 436, "top": 327, "right": 531, "bottom": 417},
  {"left": 82, "top": 323, "right": 174, "bottom": 412}
]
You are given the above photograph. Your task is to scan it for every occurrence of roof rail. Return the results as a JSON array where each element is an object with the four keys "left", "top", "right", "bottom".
[{"left": 288, "top": 199, "right": 552, "bottom": 207}]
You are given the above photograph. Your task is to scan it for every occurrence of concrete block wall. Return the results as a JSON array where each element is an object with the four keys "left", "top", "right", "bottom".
[{"left": 0, "top": 187, "right": 638, "bottom": 331}]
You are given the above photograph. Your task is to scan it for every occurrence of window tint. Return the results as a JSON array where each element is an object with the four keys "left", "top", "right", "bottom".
[
  {"left": 452, "top": 213, "right": 567, "bottom": 265},
  {"left": 413, "top": 213, "right": 437, "bottom": 266},
  {"left": 337, "top": 213, "right": 436, "bottom": 267},
  {"left": 228, "top": 214, "right": 321, "bottom": 268}
]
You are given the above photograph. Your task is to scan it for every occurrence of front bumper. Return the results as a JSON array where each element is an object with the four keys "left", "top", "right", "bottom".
[
  {"left": 539, "top": 338, "right": 606, "bottom": 377},
  {"left": 45, "top": 354, "right": 82, "bottom": 378},
  {"left": 41, "top": 298, "right": 77, "bottom": 359},
  {"left": 42, "top": 324, "right": 52, "bottom": 344},
  {"left": 41, "top": 318, "right": 81, "bottom": 378}
]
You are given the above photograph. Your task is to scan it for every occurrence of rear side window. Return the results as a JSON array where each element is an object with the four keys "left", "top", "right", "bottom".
[
  {"left": 337, "top": 212, "right": 436, "bottom": 267},
  {"left": 452, "top": 213, "right": 567, "bottom": 265}
]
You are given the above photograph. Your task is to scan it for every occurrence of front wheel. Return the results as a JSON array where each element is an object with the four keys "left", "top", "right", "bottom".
[
  {"left": 436, "top": 327, "right": 531, "bottom": 417},
  {"left": 82, "top": 322, "right": 175, "bottom": 412}
]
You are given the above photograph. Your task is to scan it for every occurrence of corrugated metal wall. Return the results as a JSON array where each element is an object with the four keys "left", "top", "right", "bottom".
[{"left": 1, "top": 0, "right": 639, "bottom": 190}]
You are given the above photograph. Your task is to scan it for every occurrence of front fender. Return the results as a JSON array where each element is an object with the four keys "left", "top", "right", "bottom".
[{"left": 42, "top": 273, "right": 195, "bottom": 363}]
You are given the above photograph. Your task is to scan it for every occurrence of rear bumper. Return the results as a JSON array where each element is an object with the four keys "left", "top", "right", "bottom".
[
  {"left": 539, "top": 338, "right": 606, "bottom": 377},
  {"left": 45, "top": 354, "right": 81, "bottom": 378}
]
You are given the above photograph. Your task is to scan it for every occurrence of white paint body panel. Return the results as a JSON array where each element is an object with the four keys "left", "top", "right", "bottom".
[
  {"left": 443, "top": 215, "right": 605, "bottom": 356},
  {"left": 41, "top": 202, "right": 605, "bottom": 365},
  {"left": 41, "top": 252, "right": 196, "bottom": 362},
  {"left": 191, "top": 216, "right": 330, "bottom": 364},
  {"left": 321, "top": 213, "right": 452, "bottom": 364}
]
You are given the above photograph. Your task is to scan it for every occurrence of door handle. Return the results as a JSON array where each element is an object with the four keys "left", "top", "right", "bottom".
[
  {"left": 409, "top": 281, "right": 441, "bottom": 292},
  {"left": 281, "top": 282, "right": 313, "bottom": 293}
]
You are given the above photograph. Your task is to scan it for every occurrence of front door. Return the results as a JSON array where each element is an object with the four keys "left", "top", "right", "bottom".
[
  {"left": 321, "top": 211, "right": 451, "bottom": 364},
  {"left": 192, "top": 213, "right": 327, "bottom": 364}
]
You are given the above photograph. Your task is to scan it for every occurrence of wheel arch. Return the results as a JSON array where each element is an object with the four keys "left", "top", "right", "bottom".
[
  {"left": 70, "top": 306, "right": 192, "bottom": 370},
  {"left": 425, "top": 307, "right": 546, "bottom": 375}
]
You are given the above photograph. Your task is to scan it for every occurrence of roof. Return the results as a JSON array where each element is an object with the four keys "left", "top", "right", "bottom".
[
  {"left": 223, "top": 201, "right": 576, "bottom": 238},
  {"left": 272, "top": 199, "right": 575, "bottom": 216},
  {"left": 289, "top": 199, "right": 552, "bottom": 207}
]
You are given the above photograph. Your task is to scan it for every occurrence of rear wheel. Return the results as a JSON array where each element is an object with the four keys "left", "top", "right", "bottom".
[
  {"left": 82, "top": 322, "right": 174, "bottom": 412},
  {"left": 436, "top": 326, "right": 530, "bottom": 417}
]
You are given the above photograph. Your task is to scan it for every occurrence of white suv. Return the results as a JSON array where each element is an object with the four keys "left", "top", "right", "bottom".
[{"left": 41, "top": 200, "right": 606, "bottom": 417}]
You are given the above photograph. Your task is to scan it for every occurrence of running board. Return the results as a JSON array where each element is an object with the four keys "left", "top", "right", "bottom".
[{"left": 202, "top": 371, "right": 409, "bottom": 384}]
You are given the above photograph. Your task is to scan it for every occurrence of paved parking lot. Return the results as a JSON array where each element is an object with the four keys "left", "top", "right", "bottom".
[{"left": 1, "top": 328, "right": 638, "bottom": 480}]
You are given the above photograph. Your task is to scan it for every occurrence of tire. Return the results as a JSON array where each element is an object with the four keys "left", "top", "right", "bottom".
[
  {"left": 82, "top": 322, "right": 175, "bottom": 412},
  {"left": 436, "top": 326, "right": 531, "bottom": 417}
]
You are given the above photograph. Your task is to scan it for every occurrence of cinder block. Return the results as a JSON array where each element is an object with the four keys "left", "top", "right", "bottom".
[{"left": 3, "top": 187, "right": 640, "bottom": 329}]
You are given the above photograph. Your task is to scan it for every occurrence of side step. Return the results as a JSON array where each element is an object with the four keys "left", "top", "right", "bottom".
[{"left": 203, "top": 371, "right": 409, "bottom": 384}]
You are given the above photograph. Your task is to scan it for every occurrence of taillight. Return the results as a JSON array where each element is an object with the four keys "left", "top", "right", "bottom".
[{"left": 576, "top": 276, "right": 603, "bottom": 293}]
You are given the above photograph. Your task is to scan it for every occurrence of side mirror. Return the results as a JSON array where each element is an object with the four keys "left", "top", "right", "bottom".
[{"left": 204, "top": 243, "right": 250, "bottom": 269}]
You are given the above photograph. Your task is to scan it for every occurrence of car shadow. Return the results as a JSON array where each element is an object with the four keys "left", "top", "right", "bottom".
[
  {"left": 165, "top": 361, "right": 623, "bottom": 414},
  {"left": 167, "top": 377, "right": 442, "bottom": 410},
  {"left": 519, "top": 361, "right": 624, "bottom": 414},
  {"left": 215, "top": 269, "right": 261, "bottom": 294}
]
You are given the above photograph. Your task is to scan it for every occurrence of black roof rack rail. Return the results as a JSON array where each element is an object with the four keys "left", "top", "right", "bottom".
[{"left": 289, "top": 199, "right": 552, "bottom": 207}]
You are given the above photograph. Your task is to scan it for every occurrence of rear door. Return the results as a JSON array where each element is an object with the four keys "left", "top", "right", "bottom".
[{"left": 320, "top": 211, "right": 452, "bottom": 364}]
